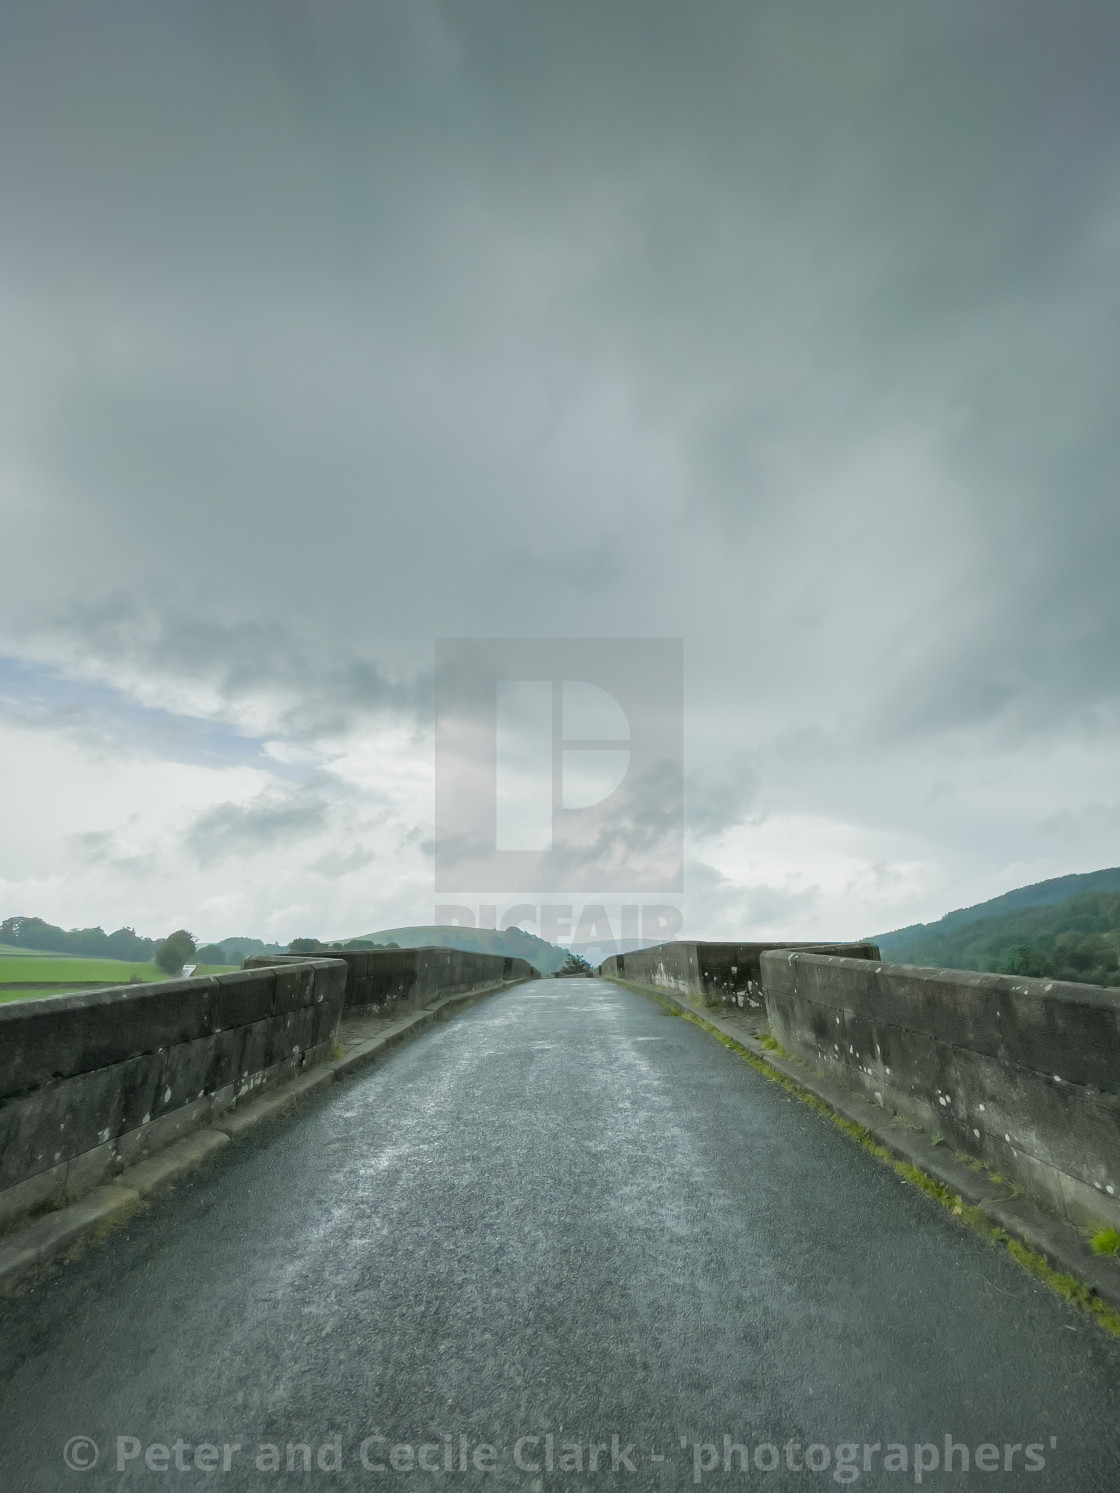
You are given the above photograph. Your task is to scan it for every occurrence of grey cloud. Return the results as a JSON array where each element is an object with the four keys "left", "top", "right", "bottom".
[
  {"left": 684, "top": 861, "right": 824, "bottom": 936},
  {"left": 184, "top": 786, "right": 331, "bottom": 867},
  {"left": 926, "top": 781, "right": 957, "bottom": 807},
  {"left": 686, "top": 755, "right": 762, "bottom": 841},
  {"left": 539, "top": 759, "right": 683, "bottom": 890},
  {"left": 1038, "top": 802, "right": 1120, "bottom": 838},
  {"left": 309, "top": 846, "right": 377, "bottom": 879},
  {"left": 699, "top": 883, "right": 826, "bottom": 939},
  {"left": 740, "top": 883, "right": 824, "bottom": 929},
  {"left": 39, "top": 596, "right": 427, "bottom": 740},
  {"left": 397, "top": 826, "right": 436, "bottom": 859},
  {"left": 4, "top": 0, "right": 1116, "bottom": 753},
  {"left": 70, "top": 828, "right": 156, "bottom": 878}
]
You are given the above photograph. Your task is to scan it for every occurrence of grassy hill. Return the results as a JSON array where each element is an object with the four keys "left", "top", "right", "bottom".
[
  {"left": 355, "top": 924, "right": 568, "bottom": 975},
  {"left": 873, "top": 872, "right": 1120, "bottom": 987}
]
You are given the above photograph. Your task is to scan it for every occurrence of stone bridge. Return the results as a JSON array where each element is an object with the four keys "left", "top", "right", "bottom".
[{"left": 1, "top": 941, "right": 1119, "bottom": 1487}]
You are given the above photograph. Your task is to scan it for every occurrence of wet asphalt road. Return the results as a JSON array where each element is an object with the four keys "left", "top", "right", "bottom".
[{"left": 1, "top": 978, "right": 1119, "bottom": 1492}]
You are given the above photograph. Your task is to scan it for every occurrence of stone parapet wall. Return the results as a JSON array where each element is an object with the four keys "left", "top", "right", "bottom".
[
  {"left": 0, "top": 959, "right": 346, "bottom": 1233},
  {"left": 244, "top": 947, "right": 538, "bottom": 1015},
  {"left": 599, "top": 940, "right": 880, "bottom": 1009},
  {"left": 762, "top": 950, "right": 1120, "bottom": 1234}
]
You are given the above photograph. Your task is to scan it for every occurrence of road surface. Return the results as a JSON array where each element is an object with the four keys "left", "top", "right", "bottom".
[{"left": 1, "top": 978, "right": 1118, "bottom": 1490}]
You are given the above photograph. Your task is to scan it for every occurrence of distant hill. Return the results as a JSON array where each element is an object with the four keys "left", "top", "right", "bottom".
[
  {"left": 355, "top": 924, "right": 568, "bottom": 975},
  {"left": 873, "top": 868, "right": 1120, "bottom": 986},
  {"left": 875, "top": 866, "right": 1120, "bottom": 958},
  {"left": 215, "top": 935, "right": 288, "bottom": 962}
]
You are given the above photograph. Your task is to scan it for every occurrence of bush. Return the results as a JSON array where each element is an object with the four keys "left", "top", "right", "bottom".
[{"left": 155, "top": 929, "right": 196, "bottom": 976}]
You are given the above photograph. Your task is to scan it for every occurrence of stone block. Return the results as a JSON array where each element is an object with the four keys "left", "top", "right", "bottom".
[
  {"left": 0, "top": 1054, "right": 163, "bottom": 1188},
  {"left": 0, "top": 1160, "right": 68, "bottom": 1233},
  {"left": 237, "top": 1017, "right": 273, "bottom": 1082},
  {"left": 114, "top": 1094, "right": 216, "bottom": 1168},
  {"left": 272, "top": 962, "right": 316, "bottom": 1015},
  {"left": 944, "top": 1047, "right": 1120, "bottom": 1197},
  {"left": 213, "top": 969, "right": 276, "bottom": 1029},
  {"left": 0, "top": 978, "right": 218, "bottom": 1100},
  {"left": 1058, "top": 1169, "right": 1120, "bottom": 1232},
  {"left": 63, "top": 1140, "right": 117, "bottom": 1200},
  {"left": 118, "top": 1130, "right": 230, "bottom": 1196}
]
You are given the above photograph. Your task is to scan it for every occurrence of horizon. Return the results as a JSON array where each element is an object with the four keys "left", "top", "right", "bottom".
[{"left": 8, "top": 857, "right": 1120, "bottom": 961}]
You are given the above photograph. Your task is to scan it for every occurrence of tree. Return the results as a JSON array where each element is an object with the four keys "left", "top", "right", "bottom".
[
  {"left": 105, "top": 926, "right": 157, "bottom": 962},
  {"left": 288, "top": 937, "right": 324, "bottom": 954},
  {"left": 997, "top": 944, "right": 1054, "bottom": 978},
  {"left": 155, "top": 929, "right": 197, "bottom": 976},
  {"left": 195, "top": 943, "right": 228, "bottom": 966},
  {"left": 559, "top": 952, "right": 593, "bottom": 976}
]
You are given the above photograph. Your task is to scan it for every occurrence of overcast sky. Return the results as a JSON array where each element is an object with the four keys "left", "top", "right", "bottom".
[{"left": 2, "top": 0, "right": 1120, "bottom": 950}]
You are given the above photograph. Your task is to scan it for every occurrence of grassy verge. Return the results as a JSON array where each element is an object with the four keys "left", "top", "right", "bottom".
[{"left": 609, "top": 977, "right": 1120, "bottom": 1339}]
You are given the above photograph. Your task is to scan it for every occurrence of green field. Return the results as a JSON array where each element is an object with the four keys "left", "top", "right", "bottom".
[
  {"left": 0, "top": 956, "right": 166, "bottom": 984},
  {"left": 0, "top": 953, "right": 239, "bottom": 1002},
  {"left": 0, "top": 942, "right": 73, "bottom": 956}
]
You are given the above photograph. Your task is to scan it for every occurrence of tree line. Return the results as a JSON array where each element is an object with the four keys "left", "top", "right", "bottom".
[
  {"left": 1, "top": 916, "right": 159, "bottom": 962},
  {"left": 881, "top": 891, "right": 1120, "bottom": 987},
  {"left": 0, "top": 916, "right": 246, "bottom": 976}
]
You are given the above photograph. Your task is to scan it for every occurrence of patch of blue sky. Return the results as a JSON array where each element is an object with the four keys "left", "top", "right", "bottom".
[{"left": 0, "top": 654, "right": 307, "bottom": 779}]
